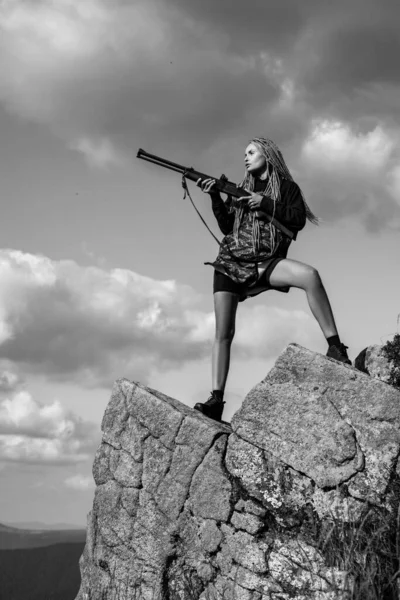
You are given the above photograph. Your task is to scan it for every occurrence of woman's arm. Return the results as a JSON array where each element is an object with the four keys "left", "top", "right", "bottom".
[
  {"left": 196, "top": 178, "right": 235, "bottom": 235},
  {"left": 211, "top": 193, "right": 235, "bottom": 235},
  {"left": 258, "top": 180, "right": 306, "bottom": 232}
]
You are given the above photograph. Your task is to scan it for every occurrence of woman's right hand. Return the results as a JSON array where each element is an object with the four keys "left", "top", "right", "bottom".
[{"left": 196, "top": 178, "right": 217, "bottom": 195}]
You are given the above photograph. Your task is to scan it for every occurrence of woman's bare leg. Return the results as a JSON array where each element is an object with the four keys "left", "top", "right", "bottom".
[
  {"left": 269, "top": 259, "right": 338, "bottom": 338},
  {"left": 212, "top": 291, "right": 239, "bottom": 391}
]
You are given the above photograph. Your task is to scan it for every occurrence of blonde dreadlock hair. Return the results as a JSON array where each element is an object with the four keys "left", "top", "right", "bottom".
[{"left": 232, "top": 137, "right": 319, "bottom": 254}]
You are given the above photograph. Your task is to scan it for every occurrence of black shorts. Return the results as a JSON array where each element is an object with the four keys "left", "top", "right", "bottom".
[{"left": 213, "top": 257, "right": 289, "bottom": 299}]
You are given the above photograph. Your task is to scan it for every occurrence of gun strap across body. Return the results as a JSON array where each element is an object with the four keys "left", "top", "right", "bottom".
[
  {"left": 182, "top": 176, "right": 222, "bottom": 246},
  {"left": 181, "top": 176, "right": 295, "bottom": 248}
]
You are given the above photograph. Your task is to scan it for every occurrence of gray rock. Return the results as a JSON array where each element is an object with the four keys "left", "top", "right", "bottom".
[
  {"left": 235, "top": 498, "right": 267, "bottom": 518},
  {"left": 189, "top": 434, "right": 232, "bottom": 522},
  {"left": 232, "top": 344, "right": 400, "bottom": 505},
  {"left": 220, "top": 524, "right": 269, "bottom": 573},
  {"left": 114, "top": 449, "right": 142, "bottom": 488},
  {"left": 77, "top": 349, "right": 400, "bottom": 600},
  {"left": 312, "top": 488, "right": 365, "bottom": 522},
  {"left": 128, "top": 383, "right": 185, "bottom": 450},
  {"left": 92, "top": 442, "right": 118, "bottom": 485},
  {"left": 230, "top": 511, "right": 264, "bottom": 534},
  {"left": 198, "top": 519, "right": 222, "bottom": 553},
  {"left": 154, "top": 420, "right": 229, "bottom": 521},
  {"left": 226, "top": 434, "right": 314, "bottom": 519},
  {"left": 100, "top": 382, "right": 130, "bottom": 449},
  {"left": 141, "top": 435, "right": 172, "bottom": 495},
  {"left": 227, "top": 565, "right": 281, "bottom": 594},
  {"left": 77, "top": 380, "right": 231, "bottom": 600},
  {"left": 119, "top": 416, "right": 148, "bottom": 461},
  {"left": 205, "top": 575, "right": 262, "bottom": 600},
  {"left": 355, "top": 344, "right": 395, "bottom": 383},
  {"left": 267, "top": 537, "right": 352, "bottom": 596},
  {"left": 231, "top": 345, "right": 365, "bottom": 488},
  {"left": 120, "top": 488, "right": 140, "bottom": 518}
]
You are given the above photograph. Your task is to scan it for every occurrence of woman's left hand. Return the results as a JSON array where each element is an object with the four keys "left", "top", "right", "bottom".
[{"left": 244, "top": 192, "right": 263, "bottom": 211}]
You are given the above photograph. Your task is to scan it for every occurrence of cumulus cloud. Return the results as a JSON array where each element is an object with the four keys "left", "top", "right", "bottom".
[
  {"left": 0, "top": 389, "right": 98, "bottom": 464},
  {"left": 1, "top": 0, "right": 399, "bottom": 227},
  {"left": 71, "top": 137, "right": 127, "bottom": 169},
  {"left": 0, "top": 249, "right": 209, "bottom": 384},
  {"left": 295, "top": 2, "right": 400, "bottom": 99},
  {"left": 0, "top": 366, "right": 20, "bottom": 392},
  {"left": 235, "top": 305, "right": 318, "bottom": 358},
  {"left": 387, "top": 165, "right": 400, "bottom": 209},
  {"left": 0, "top": 0, "right": 279, "bottom": 162},
  {"left": 302, "top": 121, "right": 395, "bottom": 174},
  {"left": 0, "top": 249, "right": 318, "bottom": 386},
  {"left": 65, "top": 474, "right": 95, "bottom": 491},
  {"left": 298, "top": 120, "right": 400, "bottom": 229},
  {"left": 162, "top": 0, "right": 400, "bottom": 228}
]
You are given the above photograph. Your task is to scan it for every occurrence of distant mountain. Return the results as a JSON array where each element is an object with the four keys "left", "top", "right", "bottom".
[
  {"left": 0, "top": 542, "right": 84, "bottom": 600},
  {"left": 0, "top": 521, "right": 86, "bottom": 550},
  {"left": 5, "top": 520, "right": 86, "bottom": 531}
]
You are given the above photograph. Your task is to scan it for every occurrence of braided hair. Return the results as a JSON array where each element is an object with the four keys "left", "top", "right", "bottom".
[{"left": 231, "top": 137, "right": 319, "bottom": 254}]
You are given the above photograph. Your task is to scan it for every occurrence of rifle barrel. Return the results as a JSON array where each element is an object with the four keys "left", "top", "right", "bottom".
[
  {"left": 137, "top": 149, "right": 187, "bottom": 174},
  {"left": 136, "top": 147, "right": 295, "bottom": 240}
]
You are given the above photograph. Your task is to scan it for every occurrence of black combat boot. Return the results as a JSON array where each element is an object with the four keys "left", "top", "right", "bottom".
[
  {"left": 327, "top": 343, "right": 352, "bottom": 365},
  {"left": 194, "top": 391, "right": 225, "bottom": 422}
]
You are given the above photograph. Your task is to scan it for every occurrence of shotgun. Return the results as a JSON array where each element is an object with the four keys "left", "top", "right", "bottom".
[{"left": 136, "top": 148, "right": 294, "bottom": 240}]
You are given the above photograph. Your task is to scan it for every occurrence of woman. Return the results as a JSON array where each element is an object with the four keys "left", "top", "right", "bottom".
[{"left": 193, "top": 137, "right": 351, "bottom": 422}]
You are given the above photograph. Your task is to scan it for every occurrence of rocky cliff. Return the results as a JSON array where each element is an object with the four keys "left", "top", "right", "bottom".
[{"left": 76, "top": 344, "right": 400, "bottom": 600}]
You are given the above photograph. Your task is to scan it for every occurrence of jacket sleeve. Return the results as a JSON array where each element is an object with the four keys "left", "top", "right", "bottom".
[
  {"left": 259, "top": 180, "right": 306, "bottom": 234},
  {"left": 211, "top": 193, "right": 235, "bottom": 235}
]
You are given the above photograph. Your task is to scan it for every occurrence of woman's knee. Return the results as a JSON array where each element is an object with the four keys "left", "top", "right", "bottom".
[
  {"left": 215, "top": 325, "right": 235, "bottom": 344},
  {"left": 302, "top": 265, "right": 322, "bottom": 289}
]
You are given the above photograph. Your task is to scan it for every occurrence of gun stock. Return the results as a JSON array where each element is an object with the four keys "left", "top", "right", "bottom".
[{"left": 137, "top": 148, "right": 294, "bottom": 239}]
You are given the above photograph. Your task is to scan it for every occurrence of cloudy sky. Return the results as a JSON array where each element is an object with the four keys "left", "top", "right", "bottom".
[{"left": 0, "top": 0, "right": 399, "bottom": 527}]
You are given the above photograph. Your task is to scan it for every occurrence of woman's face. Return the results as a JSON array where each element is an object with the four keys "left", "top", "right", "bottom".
[{"left": 244, "top": 143, "right": 267, "bottom": 176}]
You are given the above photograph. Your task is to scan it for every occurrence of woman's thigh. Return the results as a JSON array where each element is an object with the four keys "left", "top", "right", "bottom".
[
  {"left": 269, "top": 259, "right": 317, "bottom": 290},
  {"left": 213, "top": 291, "right": 239, "bottom": 339}
]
